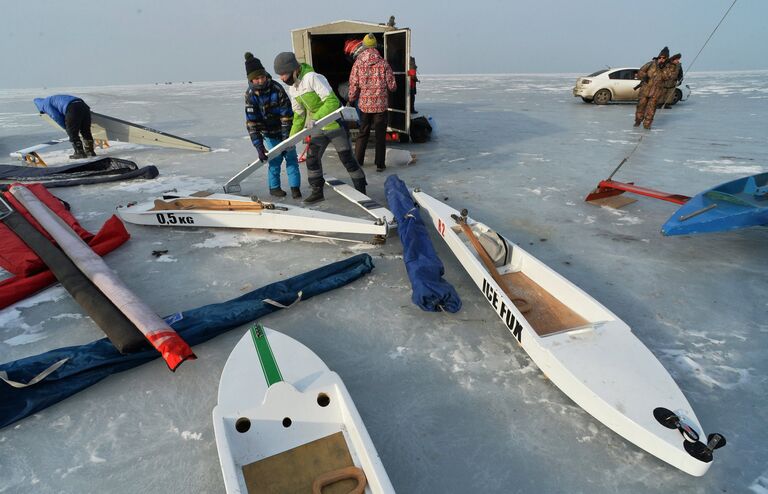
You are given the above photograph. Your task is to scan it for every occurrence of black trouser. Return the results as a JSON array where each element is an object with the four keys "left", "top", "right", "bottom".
[
  {"left": 410, "top": 89, "right": 416, "bottom": 112},
  {"left": 306, "top": 127, "right": 365, "bottom": 188},
  {"left": 65, "top": 100, "right": 93, "bottom": 144},
  {"left": 354, "top": 111, "right": 387, "bottom": 168}
]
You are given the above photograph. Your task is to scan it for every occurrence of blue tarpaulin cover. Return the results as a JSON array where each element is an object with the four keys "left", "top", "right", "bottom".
[
  {"left": 0, "top": 253, "right": 374, "bottom": 429},
  {"left": 385, "top": 175, "right": 461, "bottom": 313}
]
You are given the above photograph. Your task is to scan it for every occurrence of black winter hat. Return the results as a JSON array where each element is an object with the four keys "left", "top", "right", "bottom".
[
  {"left": 658, "top": 46, "right": 670, "bottom": 58},
  {"left": 670, "top": 53, "right": 682, "bottom": 61},
  {"left": 245, "top": 52, "right": 267, "bottom": 80}
]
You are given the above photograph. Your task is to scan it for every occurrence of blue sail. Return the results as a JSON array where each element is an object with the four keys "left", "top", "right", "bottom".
[
  {"left": 0, "top": 254, "right": 374, "bottom": 429},
  {"left": 385, "top": 174, "right": 461, "bottom": 313}
]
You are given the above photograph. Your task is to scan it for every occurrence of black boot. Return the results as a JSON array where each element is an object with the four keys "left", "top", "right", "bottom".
[
  {"left": 291, "top": 187, "right": 302, "bottom": 199},
  {"left": 84, "top": 140, "right": 97, "bottom": 157},
  {"left": 352, "top": 178, "right": 367, "bottom": 195},
  {"left": 270, "top": 187, "right": 287, "bottom": 197},
  {"left": 303, "top": 186, "right": 325, "bottom": 204},
  {"left": 69, "top": 140, "right": 86, "bottom": 159}
]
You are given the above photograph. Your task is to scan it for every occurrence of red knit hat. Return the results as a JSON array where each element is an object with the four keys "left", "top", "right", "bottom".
[{"left": 344, "top": 39, "right": 365, "bottom": 60}]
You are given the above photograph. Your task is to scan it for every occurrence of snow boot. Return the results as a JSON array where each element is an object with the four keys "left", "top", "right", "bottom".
[
  {"left": 291, "top": 187, "right": 302, "bottom": 199},
  {"left": 376, "top": 164, "right": 386, "bottom": 173},
  {"left": 633, "top": 119, "right": 642, "bottom": 127},
  {"left": 270, "top": 187, "right": 287, "bottom": 197},
  {"left": 69, "top": 140, "right": 87, "bottom": 159},
  {"left": 84, "top": 140, "right": 97, "bottom": 157},
  {"left": 303, "top": 186, "right": 325, "bottom": 204},
  {"left": 352, "top": 178, "right": 367, "bottom": 195}
]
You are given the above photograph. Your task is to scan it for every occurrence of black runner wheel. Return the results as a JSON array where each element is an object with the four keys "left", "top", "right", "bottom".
[{"left": 653, "top": 407, "right": 678, "bottom": 429}]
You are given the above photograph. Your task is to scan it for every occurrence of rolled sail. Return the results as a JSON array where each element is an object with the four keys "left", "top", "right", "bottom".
[{"left": 9, "top": 185, "right": 195, "bottom": 371}]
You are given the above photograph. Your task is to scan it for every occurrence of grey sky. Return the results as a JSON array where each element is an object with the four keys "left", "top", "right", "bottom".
[{"left": 3, "top": 0, "right": 766, "bottom": 89}]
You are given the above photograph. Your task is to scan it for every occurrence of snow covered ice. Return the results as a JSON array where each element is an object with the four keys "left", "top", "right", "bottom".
[{"left": 1, "top": 71, "right": 767, "bottom": 493}]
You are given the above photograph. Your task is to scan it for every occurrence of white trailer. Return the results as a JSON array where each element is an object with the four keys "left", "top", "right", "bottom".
[{"left": 290, "top": 19, "right": 412, "bottom": 139}]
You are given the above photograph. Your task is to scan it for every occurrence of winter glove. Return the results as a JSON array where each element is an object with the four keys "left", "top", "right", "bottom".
[
  {"left": 256, "top": 143, "right": 268, "bottom": 162},
  {"left": 306, "top": 119, "right": 316, "bottom": 130}
]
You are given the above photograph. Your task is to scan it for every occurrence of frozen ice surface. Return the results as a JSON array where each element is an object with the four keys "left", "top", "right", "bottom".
[{"left": 1, "top": 72, "right": 767, "bottom": 493}]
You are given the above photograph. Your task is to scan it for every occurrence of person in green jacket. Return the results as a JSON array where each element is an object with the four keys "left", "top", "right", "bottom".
[{"left": 273, "top": 52, "right": 367, "bottom": 204}]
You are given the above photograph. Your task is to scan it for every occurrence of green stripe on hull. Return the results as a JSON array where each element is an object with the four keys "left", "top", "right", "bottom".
[{"left": 250, "top": 324, "right": 283, "bottom": 386}]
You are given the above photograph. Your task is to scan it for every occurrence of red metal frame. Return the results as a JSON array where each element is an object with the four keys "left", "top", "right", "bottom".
[{"left": 585, "top": 179, "right": 690, "bottom": 205}]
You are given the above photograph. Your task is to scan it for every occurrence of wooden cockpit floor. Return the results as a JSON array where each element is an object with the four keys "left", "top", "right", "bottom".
[
  {"left": 501, "top": 271, "right": 589, "bottom": 336},
  {"left": 151, "top": 198, "right": 265, "bottom": 211},
  {"left": 241, "top": 431, "right": 356, "bottom": 493}
]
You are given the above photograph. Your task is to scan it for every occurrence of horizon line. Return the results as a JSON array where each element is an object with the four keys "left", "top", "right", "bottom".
[{"left": 2, "top": 69, "right": 767, "bottom": 92}]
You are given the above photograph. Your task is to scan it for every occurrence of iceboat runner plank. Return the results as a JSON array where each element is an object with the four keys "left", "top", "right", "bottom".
[
  {"left": 40, "top": 113, "right": 211, "bottom": 152},
  {"left": 223, "top": 107, "right": 359, "bottom": 194},
  {"left": 325, "top": 175, "right": 393, "bottom": 224}
]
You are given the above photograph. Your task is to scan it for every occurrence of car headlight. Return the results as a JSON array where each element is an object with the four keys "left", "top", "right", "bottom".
[{"left": 581, "top": 79, "right": 591, "bottom": 84}]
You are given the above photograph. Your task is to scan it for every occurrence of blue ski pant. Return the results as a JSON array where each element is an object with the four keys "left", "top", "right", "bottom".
[{"left": 263, "top": 136, "right": 300, "bottom": 189}]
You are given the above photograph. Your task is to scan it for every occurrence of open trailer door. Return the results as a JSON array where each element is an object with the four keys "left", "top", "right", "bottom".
[{"left": 384, "top": 29, "right": 410, "bottom": 137}]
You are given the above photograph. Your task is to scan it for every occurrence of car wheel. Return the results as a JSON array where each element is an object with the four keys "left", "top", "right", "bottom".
[
  {"left": 593, "top": 89, "right": 611, "bottom": 105},
  {"left": 581, "top": 97, "right": 593, "bottom": 103},
  {"left": 671, "top": 89, "right": 682, "bottom": 105}
]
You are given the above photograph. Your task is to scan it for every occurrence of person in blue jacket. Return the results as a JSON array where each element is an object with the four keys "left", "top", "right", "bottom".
[
  {"left": 244, "top": 52, "right": 301, "bottom": 198},
  {"left": 33, "top": 95, "right": 96, "bottom": 159}
]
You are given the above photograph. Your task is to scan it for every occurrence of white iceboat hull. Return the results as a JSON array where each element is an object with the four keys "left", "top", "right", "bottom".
[
  {"left": 117, "top": 192, "right": 388, "bottom": 237},
  {"left": 413, "top": 190, "right": 715, "bottom": 476},
  {"left": 9, "top": 138, "right": 69, "bottom": 162},
  {"left": 212, "top": 327, "right": 395, "bottom": 493}
]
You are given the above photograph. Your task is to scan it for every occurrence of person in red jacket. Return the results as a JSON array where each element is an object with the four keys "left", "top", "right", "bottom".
[
  {"left": 408, "top": 57, "right": 419, "bottom": 114},
  {"left": 348, "top": 34, "right": 396, "bottom": 172}
]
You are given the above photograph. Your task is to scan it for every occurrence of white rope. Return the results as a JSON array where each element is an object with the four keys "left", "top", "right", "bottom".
[
  {"left": 0, "top": 358, "right": 69, "bottom": 388},
  {"left": 686, "top": 0, "right": 738, "bottom": 75},
  {"left": 269, "top": 229, "right": 367, "bottom": 244},
  {"left": 263, "top": 291, "right": 303, "bottom": 309}
]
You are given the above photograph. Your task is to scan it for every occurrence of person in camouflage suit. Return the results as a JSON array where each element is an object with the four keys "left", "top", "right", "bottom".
[
  {"left": 634, "top": 46, "right": 676, "bottom": 129},
  {"left": 662, "top": 53, "right": 684, "bottom": 109}
]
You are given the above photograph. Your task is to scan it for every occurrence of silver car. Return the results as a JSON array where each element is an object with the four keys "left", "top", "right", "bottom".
[{"left": 573, "top": 67, "right": 690, "bottom": 105}]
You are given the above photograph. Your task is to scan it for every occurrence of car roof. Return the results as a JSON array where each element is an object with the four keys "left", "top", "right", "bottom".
[{"left": 586, "top": 67, "right": 638, "bottom": 77}]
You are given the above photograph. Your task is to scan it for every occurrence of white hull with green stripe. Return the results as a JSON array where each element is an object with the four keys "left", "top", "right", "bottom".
[{"left": 212, "top": 326, "right": 395, "bottom": 493}]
